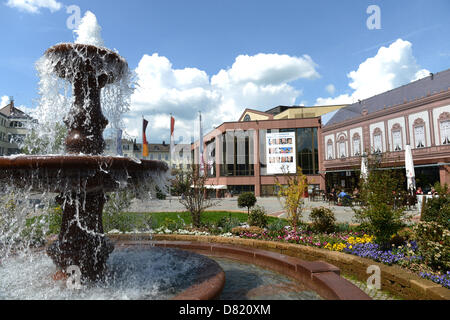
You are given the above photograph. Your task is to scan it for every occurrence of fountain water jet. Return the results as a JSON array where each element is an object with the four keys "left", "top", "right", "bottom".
[{"left": 0, "top": 42, "right": 168, "bottom": 282}]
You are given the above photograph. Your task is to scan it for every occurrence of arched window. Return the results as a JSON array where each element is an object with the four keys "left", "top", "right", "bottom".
[
  {"left": 327, "top": 139, "right": 334, "bottom": 160},
  {"left": 391, "top": 123, "right": 403, "bottom": 151},
  {"left": 373, "top": 128, "right": 383, "bottom": 153},
  {"left": 352, "top": 133, "right": 361, "bottom": 156},
  {"left": 438, "top": 112, "right": 450, "bottom": 145},
  {"left": 413, "top": 118, "right": 426, "bottom": 149},
  {"left": 337, "top": 135, "right": 346, "bottom": 158},
  {"left": 243, "top": 114, "right": 251, "bottom": 122}
]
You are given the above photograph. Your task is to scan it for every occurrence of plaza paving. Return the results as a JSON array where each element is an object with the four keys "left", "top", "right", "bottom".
[{"left": 127, "top": 196, "right": 421, "bottom": 224}]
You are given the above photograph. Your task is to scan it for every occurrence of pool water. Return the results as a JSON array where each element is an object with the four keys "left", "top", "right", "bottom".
[{"left": 211, "top": 257, "right": 323, "bottom": 300}]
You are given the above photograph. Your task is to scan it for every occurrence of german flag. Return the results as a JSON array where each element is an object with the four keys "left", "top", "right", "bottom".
[{"left": 143, "top": 118, "right": 149, "bottom": 157}]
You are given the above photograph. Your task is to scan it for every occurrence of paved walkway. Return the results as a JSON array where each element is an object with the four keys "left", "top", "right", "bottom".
[{"left": 127, "top": 196, "right": 420, "bottom": 224}]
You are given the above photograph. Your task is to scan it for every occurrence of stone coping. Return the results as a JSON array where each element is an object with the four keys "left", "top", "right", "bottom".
[
  {"left": 110, "top": 236, "right": 371, "bottom": 300},
  {"left": 109, "top": 234, "right": 450, "bottom": 300}
]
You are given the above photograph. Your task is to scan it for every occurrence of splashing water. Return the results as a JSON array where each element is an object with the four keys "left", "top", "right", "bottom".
[
  {"left": 25, "top": 11, "right": 135, "bottom": 156},
  {"left": 74, "top": 11, "right": 104, "bottom": 48}
]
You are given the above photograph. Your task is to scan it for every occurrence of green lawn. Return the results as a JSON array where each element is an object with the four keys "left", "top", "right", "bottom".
[{"left": 119, "top": 211, "right": 282, "bottom": 228}]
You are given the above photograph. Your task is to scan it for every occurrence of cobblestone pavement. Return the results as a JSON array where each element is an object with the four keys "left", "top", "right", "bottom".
[
  {"left": 342, "top": 275, "right": 401, "bottom": 300},
  {"left": 127, "top": 196, "right": 420, "bottom": 224}
]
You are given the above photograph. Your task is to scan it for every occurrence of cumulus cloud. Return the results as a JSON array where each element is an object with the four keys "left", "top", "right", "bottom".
[
  {"left": 127, "top": 52, "right": 319, "bottom": 143},
  {"left": 1, "top": 96, "right": 9, "bottom": 108},
  {"left": 6, "top": 0, "right": 62, "bottom": 14},
  {"left": 315, "top": 39, "right": 429, "bottom": 106}
]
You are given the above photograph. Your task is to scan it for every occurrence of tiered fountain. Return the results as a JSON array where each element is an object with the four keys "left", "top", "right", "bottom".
[{"left": 0, "top": 43, "right": 168, "bottom": 282}]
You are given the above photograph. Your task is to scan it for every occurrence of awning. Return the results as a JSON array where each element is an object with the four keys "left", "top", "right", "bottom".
[{"left": 190, "top": 185, "right": 227, "bottom": 190}]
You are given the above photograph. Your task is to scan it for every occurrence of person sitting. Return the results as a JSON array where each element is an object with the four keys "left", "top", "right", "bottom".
[
  {"left": 429, "top": 187, "right": 437, "bottom": 196},
  {"left": 416, "top": 187, "right": 423, "bottom": 195},
  {"left": 338, "top": 190, "right": 352, "bottom": 206},
  {"left": 328, "top": 188, "right": 337, "bottom": 204}
]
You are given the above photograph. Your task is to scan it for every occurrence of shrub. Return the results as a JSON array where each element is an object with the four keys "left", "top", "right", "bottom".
[
  {"left": 309, "top": 207, "right": 336, "bottom": 233},
  {"left": 267, "top": 219, "right": 289, "bottom": 232},
  {"left": 161, "top": 217, "right": 184, "bottom": 231},
  {"left": 155, "top": 186, "right": 167, "bottom": 200},
  {"left": 238, "top": 192, "right": 257, "bottom": 214},
  {"left": 103, "top": 190, "right": 134, "bottom": 232},
  {"left": 231, "top": 226, "right": 265, "bottom": 235},
  {"left": 247, "top": 205, "right": 268, "bottom": 228},
  {"left": 421, "top": 183, "right": 450, "bottom": 229},
  {"left": 353, "top": 154, "right": 408, "bottom": 248},
  {"left": 216, "top": 215, "right": 241, "bottom": 234},
  {"left": 413, "top": 221, "right": 450, "bottom": 272},
  {"left": 390, "top": 227, "right": 414, "bottom": 246}
]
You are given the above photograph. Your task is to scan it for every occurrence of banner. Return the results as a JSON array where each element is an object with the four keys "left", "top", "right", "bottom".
[
  {"left": 266, "top": 132, "right": 296, "bottom": 174},
  {"left": 170, "top": 115, "right": 175, "bottom": 165},
  {"left": 143, "top": 118, "right": 149, "bottom": 157},
  {"left": 116, "top": 129, "right": 123, "bottom": 156},
  {"left": 199, "top": 112, "right": 204, "bottom": 175}
]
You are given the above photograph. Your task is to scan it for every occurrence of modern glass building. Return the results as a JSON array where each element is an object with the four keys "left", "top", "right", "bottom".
[{"left": 193, "top": 105, "right": 345, "bottom": 197}]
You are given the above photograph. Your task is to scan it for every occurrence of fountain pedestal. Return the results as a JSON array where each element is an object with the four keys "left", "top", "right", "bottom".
[{"left": 46, "top": 191, "right": 114, "bottom": 281}]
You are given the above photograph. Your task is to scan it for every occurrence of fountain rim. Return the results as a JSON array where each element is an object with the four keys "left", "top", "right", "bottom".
[
  {"left": 0, "top": 155, "right": 169, "bottom": 172},
  {"left": 45, "top": 42, "right": 126, "bottom": 62}
]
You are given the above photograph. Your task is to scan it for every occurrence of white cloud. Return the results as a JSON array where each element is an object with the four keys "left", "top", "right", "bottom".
[
  {"left": 1, "top": 96, "right": 9, "bottom": 108},
  {"left": 315, "top": 39, "right": 429, "bottom": 106},
  {"left": 128, "top": 52, "right": 319, "bottom": 143},
  {"left": 6, "top": 0, "right": 62, "bottom": 14}
]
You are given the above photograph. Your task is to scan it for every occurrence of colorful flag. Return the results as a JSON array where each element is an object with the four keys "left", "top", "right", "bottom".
[
  {"left": 116, "top": 129, "right": 123, "bottom": 156},
  {"left": 199, "top": 112, "right": 204, "bottom": 176},
  {"left": 143, "top": 118, "right": 149, "bottom": 157},
  {"left": 170, "top": 115, "right": 175, "bottom": 166}
]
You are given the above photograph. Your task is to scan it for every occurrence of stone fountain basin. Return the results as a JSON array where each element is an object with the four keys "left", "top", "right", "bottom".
[
  {"left": 0, "top": 155, "right": 168, "bottom": 193},
  {"left": 110, "top": 236, "right": 372, "bottom": 300}
]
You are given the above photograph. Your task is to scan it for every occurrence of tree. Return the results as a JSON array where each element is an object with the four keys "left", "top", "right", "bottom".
[
  {"left": 21, "top": 123, "right": 67, "bottom": 155},
  {"left": 175, "top": 164, "right": 219, "bottom": 228},
  {"left": 275, "top": 166, "right": 308, "bottom": 231},
  {"left": 353, "top": 153, "right": 408, "bottom": 248},
  {"left": 238, "top": 192, "right": 257, "bottom": 214}
]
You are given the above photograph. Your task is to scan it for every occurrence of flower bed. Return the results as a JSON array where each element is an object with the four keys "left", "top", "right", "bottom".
[{"left": 237, "top": 227, "right": 449, "bottom": 290}]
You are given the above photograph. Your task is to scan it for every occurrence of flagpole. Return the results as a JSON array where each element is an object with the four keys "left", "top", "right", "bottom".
[{"left": 169, "top": 113, "right": 172, "bottom": 204}]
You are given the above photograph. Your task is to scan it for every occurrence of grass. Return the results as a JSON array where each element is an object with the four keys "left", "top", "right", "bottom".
[
  {"left": 23, "top": 210, "right": 286, "bottom": 236},
  {"left": 103, "top": 211, "right": 284, "bottom": 233}
]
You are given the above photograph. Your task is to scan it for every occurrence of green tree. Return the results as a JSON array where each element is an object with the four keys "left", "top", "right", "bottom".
[
  {"left": 175, "top": 165, "right": 219, "bottom": 228},
  {"left": 353, "top": 153, "right": 407, "bottom": 248},
  {"left": 276, "top": 166, "right": 308, "bottom": 231},
  {"left": 238, "top": 192, "right": 257, "bottom": 214},
  {"left": 21, "top": 123, "right": 67, "bottom": 155}
]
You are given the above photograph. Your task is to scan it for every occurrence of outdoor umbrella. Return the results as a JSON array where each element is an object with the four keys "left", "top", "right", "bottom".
[
  {"left": 405, "top": 145, "right": 416, "bottom": 192},
  {"left": 360, "top": 154, "right": 368, "bottom": 180}
]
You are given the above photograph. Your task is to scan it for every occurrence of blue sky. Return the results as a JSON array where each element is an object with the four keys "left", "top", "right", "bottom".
[{"left": 1, "top": 0, "right": 449, "bottom": 143}]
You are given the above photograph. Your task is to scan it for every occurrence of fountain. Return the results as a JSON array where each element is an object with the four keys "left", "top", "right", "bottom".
[
  {"left": 0, "top": 13, "right": 371, "bottom": 301},
  {"left": 0, "top": 42, "right": 168, "bottom": 282}
]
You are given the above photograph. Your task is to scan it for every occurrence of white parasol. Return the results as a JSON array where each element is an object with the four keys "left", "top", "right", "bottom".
[{"left": 405, "top": 145, "right": 416, "bottom": 191}]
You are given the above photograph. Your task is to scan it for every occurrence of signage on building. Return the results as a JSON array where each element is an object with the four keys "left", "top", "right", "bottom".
[{"left": 266, "top": 132, "right": 296, "bottom": 175}]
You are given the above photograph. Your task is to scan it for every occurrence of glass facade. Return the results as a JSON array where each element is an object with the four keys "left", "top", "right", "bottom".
[
  {"left": 219, "top": 130, "right": 255, "bottom": 177},
  {"left": 228, "top": 185, "right": 255, "bottom": 195}
]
